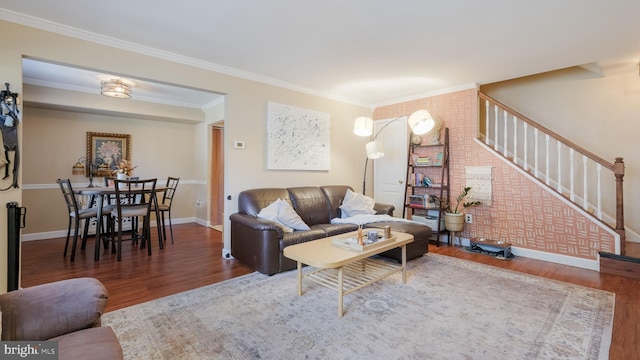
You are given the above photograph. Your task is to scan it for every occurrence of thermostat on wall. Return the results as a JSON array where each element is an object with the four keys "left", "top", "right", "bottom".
[{"left": 233, "top": 140, "right": 245, "bottom": 149}]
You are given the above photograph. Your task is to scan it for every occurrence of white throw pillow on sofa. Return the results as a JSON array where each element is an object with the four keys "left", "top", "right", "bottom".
[
  {"left": 257, "top": 199, "right": 310, "bottom": 232},
  {"left": 277, "top": 200, "right": 311, "bottom": 231},
  {"left": 339, "top": 189, "right": 377, "bottom": 218}
]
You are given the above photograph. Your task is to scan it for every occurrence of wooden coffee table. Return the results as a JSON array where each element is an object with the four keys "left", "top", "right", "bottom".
[{"left": 283, "top": 231, "right": 414, "bottom": 317}]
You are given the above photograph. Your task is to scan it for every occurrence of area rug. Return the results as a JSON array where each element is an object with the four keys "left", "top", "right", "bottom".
[{"left": 102, "top": 254, "right": 614, "bottom": 359}]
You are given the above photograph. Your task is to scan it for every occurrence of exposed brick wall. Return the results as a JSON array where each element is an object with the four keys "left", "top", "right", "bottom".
[{"left": 374, "top": 89, "right": 616, "bottom": 260}]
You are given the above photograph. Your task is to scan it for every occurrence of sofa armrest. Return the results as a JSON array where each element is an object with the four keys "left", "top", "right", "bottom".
[
  {"left": 0, "top": 277, "right": 108, "bottom": 341},
  {"left": 230, "top": 213, "right": 284, "bottom": 275},
  {"left": 229, "top": 213, "right": 285, "bottom": 236},
  {"left": 374, "top": 202, "right": 395, "bottom": 215}
]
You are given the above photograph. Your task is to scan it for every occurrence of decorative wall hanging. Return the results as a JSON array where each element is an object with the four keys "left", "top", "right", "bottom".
[
  {"left": 0, "top": 83, "right": 20, "bottom": 190},
  {"left": 266, "top": 102, "right": 330, "bottom": 171},
  {"left": 465, "top": 166, "right": 493, "bottom": 205},
  {"left": 86, "top": 132, "right": 131, "bottom": 176}
]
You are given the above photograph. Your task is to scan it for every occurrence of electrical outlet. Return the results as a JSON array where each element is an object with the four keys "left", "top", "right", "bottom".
[{"left": 465, "top": 214, "right": 473, "bottom": 224}]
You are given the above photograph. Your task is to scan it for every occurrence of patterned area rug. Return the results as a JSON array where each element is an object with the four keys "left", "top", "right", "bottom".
[{"left": 102, "top": 254, "right": 614, "bottom": 359}]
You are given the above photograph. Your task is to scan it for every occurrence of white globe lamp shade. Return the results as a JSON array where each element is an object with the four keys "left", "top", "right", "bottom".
[
  {"left": 366, "top": 140, "right": 384, "bottom": 159},
  {"left": 408, "top": 109, "right": 436, "bottom": 135},
  {"left": 353, "top": 116, "right": 373, "bottom": 137}
]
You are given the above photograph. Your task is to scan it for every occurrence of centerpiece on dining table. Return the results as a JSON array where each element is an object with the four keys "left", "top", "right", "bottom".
[{"left": 112, "top": 159, "right": 137, "bottom": 181}]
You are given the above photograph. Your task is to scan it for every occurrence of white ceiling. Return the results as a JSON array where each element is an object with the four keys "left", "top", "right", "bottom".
[{"left": 2, "top": 0, "right": 640, "bottom": 108}]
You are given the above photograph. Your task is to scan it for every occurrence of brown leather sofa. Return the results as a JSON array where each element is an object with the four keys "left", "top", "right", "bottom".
[
  {"left": 0, "top": 277, "right": 123, "bottom": 360},
  {"left": 230, "top": 185, "right": 432, "bottom": 275}
]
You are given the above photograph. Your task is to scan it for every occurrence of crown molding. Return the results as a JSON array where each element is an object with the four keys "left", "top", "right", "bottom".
[
  {"left": 372, "top": 83, "right": 479, "bottom": 110},
  {"left": 0, "top": 9, "right": 371, "bottom": 108}
]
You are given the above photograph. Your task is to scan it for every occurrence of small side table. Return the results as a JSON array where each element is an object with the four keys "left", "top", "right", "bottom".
[{"left": 470, "top": 238, "right": 513, "bottom": 259}]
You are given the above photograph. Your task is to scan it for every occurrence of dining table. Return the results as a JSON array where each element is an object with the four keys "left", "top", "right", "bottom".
[{"left": 74, "top": 184, "right": 167, "bottom": 260}]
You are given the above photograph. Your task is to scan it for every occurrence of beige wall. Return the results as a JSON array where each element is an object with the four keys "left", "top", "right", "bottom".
[
  {"left": 481, "top": 66, "right": 640, "bottom": 242},
  {"left": 0, "top": 20, "right": 370, "bottom": 292},
  {"left": 22, "top": 107, "right": 199, "bottom": 235}
]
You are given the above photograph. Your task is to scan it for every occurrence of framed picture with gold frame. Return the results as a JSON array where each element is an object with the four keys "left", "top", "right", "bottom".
[{"left": 86, "top": 132, "right": 131, "bottom": 177}]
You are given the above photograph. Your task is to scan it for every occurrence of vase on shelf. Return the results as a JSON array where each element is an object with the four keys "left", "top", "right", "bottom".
[{"left": 116, "top": 172, "right": 126, "bottom": 188}]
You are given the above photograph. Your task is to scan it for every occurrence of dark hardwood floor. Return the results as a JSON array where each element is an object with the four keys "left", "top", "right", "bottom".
[
  {"left": 21, "top": 223, "right": 253, "bottom": 311},
  {"left": 21, "top": 224, "right": 638, "bottom": 359}
]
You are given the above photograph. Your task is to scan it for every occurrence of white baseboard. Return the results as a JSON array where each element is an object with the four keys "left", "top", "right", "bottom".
[
  {"left": 222, "top": 248, "right": 233, "bottom": 259},
  {"left": 446, "top": 236, "right": 600, "bottom": 272},
  {"left": 21, "top": 217, "right": 197, "bottom": 242}
]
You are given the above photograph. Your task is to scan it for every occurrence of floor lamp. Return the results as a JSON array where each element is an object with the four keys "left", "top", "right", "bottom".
[{"left": 354, "top": 109, "right": 437, "bottom": 195}]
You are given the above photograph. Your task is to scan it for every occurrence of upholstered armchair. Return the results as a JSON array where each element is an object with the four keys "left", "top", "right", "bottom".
[{"left": 0, "top": 277, "right": 122, "bottom": 360}]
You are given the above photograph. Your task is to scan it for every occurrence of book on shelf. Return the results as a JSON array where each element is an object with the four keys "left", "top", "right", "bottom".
[
  {"left": 412, "top": 156, "right": 431, "bottom": 166},
  {"left": 408, "top": 195, "right": 438, "bottom": 208}
]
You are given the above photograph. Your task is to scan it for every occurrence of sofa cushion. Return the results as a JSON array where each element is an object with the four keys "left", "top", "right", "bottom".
[
  {"left": 50, "top": 326, "right": 123, "bottom": 360},
  {"left": 280, "top": 229, "right": 327, "bottom": 251},
  {"left": 288, "top": 187, "right": 331, "bottom": 225},
  {"left": 320, "top": 185, "right": 353, "bottom": 219},
  {"left": 339, "top": 189, "right": 377, "bottom": 218},
  {"left": 0, "top": 277, "right": 107, "bottom": 341},
  {"left": 239, "top": 188, "right": 291, "bottom": 216},
  {"left": 310, "top": 223, "right": 359, "bottom": 237},
  {"left": 364, "top": 221, "right": 432, "bottom": 261},
  {"left": 257, "top": 199, "right": 310, "bottom": 232}
]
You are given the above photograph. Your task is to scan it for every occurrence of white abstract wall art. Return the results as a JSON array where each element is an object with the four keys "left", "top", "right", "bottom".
[{"left": 267, "top": 102, "right": 331, "bottom": 171}]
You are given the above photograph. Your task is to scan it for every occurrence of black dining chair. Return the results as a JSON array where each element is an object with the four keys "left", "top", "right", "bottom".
[
  {"left": 152, "top": 177, "right": 180, "bottom": 244},
  {"left": 110, "top": 178, "right": 157, "bottom": 261},
  {"left": 56, "top": 179, "right": 105, "bottom": 261}
]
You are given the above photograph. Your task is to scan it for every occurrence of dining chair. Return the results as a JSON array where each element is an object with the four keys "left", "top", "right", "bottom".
[
  {"left": 56, "top": 179, "right": 101, "bottom": 261},
  {"left": 104, "top": 176, "right": 142, "bottom": 242},
  {"left": 152, "top": 177, "right": 180, "bottom": 244},
  {"left": 110, "top": 178, "right": 157, "bottom": 261}
]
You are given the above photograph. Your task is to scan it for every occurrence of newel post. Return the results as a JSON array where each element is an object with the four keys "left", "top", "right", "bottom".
[{"left": 614, "top": 157, "right": 626, "bottom": 254}]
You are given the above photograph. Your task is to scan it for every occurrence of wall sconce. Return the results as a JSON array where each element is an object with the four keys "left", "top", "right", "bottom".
[
  {"left": 72, "top": 157, "right": 105, "bottom": 187},
  {"left": 100, "top": 79, "right": 134, "bottom": 99},
  {"left": 354, "top": 109, "right": 437, "bottom": 195}
]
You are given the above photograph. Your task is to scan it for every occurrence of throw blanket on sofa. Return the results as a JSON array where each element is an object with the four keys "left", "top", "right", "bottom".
[{"left": 331, "top": 214, "right": 417, "bottom": 226}]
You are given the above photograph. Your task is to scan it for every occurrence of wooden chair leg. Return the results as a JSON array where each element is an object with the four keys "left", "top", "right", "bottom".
[
  {"left": 159, "top": 212, "right": 167, "bottom": 241},
  {"left": 117, "top": 219, "right": 123, "bottom": 261},
  {"left": 63, "top": 217, "right": 72, "bottom": 257},
  {"left": 70, "top": 219, "right": 80, "bottom": 261},
  {"left": 80, "top": 218, "right": 91, "bottom": 250},
  {"left": 145, "top": 216, "right": 152, "bottom": 256},
  {"left": 167, "top": 210, "right": 174, "bottom": 244},
  {"left": 157, "top": 212, "right": 165, "bottom": 249}
]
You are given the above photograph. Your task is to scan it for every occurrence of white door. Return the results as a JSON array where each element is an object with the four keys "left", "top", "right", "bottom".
[{"left": 373, "top": 117, "right": 408, "bottom": 217}]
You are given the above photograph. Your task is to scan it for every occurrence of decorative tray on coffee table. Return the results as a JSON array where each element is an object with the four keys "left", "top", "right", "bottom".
[{"left": 331, "top": 235, "right": 397, "bottom": 252}]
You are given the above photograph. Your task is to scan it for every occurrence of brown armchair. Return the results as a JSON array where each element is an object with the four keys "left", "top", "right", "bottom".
[{"left": 0, "top": 277, "right": 122, "bottom": 360}]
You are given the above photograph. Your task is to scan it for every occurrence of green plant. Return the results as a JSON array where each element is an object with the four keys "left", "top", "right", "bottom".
[{"left": 445, "top": 186, "right": 481, "bottom": 213}]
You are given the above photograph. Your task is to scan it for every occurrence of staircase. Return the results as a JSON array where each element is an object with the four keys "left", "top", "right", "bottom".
[{"left": 478, "top": 92, "right": 637, "bottom": 277}]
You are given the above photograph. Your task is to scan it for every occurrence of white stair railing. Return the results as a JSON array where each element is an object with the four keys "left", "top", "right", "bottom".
[{"left": 478, "top": 92, "right": 626, "bottom": 253}]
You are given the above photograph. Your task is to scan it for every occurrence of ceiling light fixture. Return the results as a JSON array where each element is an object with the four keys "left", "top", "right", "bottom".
[{"left": 100, "top": 79, "right": 133, "bottom": 99}]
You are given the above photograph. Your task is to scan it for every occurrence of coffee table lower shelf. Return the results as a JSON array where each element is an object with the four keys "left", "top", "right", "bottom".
[
  {"left": 299, "top": 257, "right": 404, "bottom": 317},
  {"left": 305, "top": 258, "right": 402, "bottom": 293},
  {"left": 284, "top": 231, "right": 414, "bottom": 317}
]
